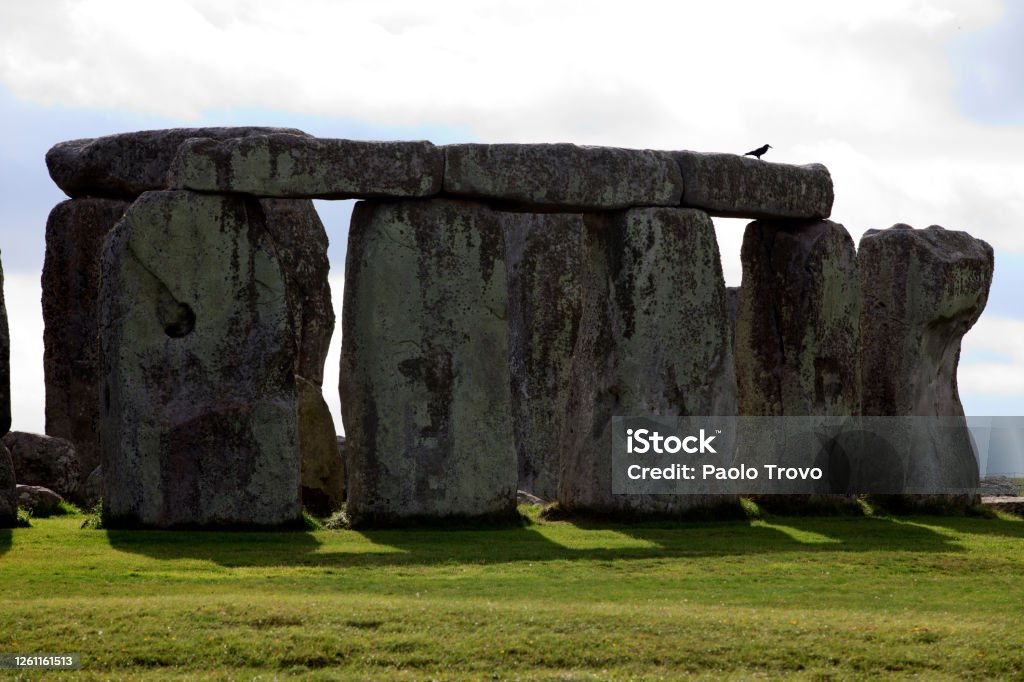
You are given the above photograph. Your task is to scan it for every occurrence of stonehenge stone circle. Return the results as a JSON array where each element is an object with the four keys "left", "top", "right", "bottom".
[
  {"left": 735, "top": 219, "right": 861, "bottom": 417},
  {"left": 36, "top": 127, "right": 997, "bottom": 525},
  {"left": 558, "top": 208, "right": 737, "bottom": 514},
  {"left": 100, "top": 190, "right": 300, "bottom": 527},
  {"left": 341, "top": 199, "right": 517, "bottom": 525},
  {"left": 43, "top": 198, "right": 131, "bottom": 491}
]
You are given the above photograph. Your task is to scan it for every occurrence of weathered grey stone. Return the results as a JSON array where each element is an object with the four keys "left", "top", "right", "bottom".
[
  {"left": 2, "top": 431, "right": 80, "bottom": 500},
  {"left": 297, "top": 376, "right": 343, "bottom": 516},
  {"left": 671, "top": 151, "right": 834, "bottom": 219},
  {"left": 726, "top": 286, "right": 741, "bottom": 353},
  {"left": 444, "top": 143, "right": 683, "bottom": 209},
  {"left": 981, "top": 475, "right": 1020, "bottom": 497},
  {"left": 259, "top": 199, "right": 334, "bottom": 385},
  {"left": 503, "top": 212, "right": 584, "bottom": 500},
  {"left": 0, "top": 444, "right": 14, "bottom": 526},
  {"left": 46, "top": 127, "right": 308, "bottom": 198},
  {"left": 81, "top": 465, "right": 103, "bottom": 509},
  {"left": 100, "top": 190, "right": 300, "bottom": 527},
  {"left": 168, "top": 134, "right": 443, "bottom": 199},
  {"left": 15, "top": 485, "right": 63, "bottom": 515},
  {"left": 43, "top": 198, "right": 131, "bottom": 492},
  {"left": 558, "top": 208, "right": 737, "bottom": 514},
  {"left": 0, "top": 250, "right": 8, "bottom": 436},
  {"left": 341, "top": 198, "right": 517, "bottom": 525},
  {"left": 735, "top": 220, "right": 861, "bottom": 417},
  {"left": 859, "top": 224, "right": 993, "bottom": 494}
]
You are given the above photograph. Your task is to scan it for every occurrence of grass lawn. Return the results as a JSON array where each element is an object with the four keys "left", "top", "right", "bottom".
[{"left": 1, "top": 507, "right": 1022, "bottom": 680}]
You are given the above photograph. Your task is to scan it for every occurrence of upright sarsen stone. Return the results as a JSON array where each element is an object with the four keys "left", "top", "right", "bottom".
[
  {"left": 341, "top": 199, "right": 516, "bottom": 525},
  {"left": 100, "top": 190, "right": 300, "bottom": 527},
  {"left": 0, "top": 444, "right": 14, "bottom": 527},
  {"left": 558, "top": 208, "right": 737, "bottom": 514},
  {"left": 859, "top": 225, "right": 993, "bottom": 493},
  {"left": 735, "top": 220, "right": 861, "bottom": 417},
  {"left": 43, "top": 198, "right": 131, "bottom": 494},
  {"left": 503, "top": 213, "right": 584, "bottom": 500},
  {"left": 0, "top": 250, "right": 9, "bottom": 437}
]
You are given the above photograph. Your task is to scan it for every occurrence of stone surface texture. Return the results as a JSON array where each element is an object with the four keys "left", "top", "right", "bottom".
[
  {"left": 258, "top": 198, "right": 334, "bottom": 385},
  {"left": 503, "top": 212, "right": 584, "bottom": 499},
  {"left": 100, "top": 190, "right": 300, "bottom": 527},
  {"left": 46, "top": 127, "right": 308, "bottom": 198},
  {"left": 444, "top": 143, "right": 683, "bottom": 209},
  {"left": 672, "top": 151, "right": 834, "bottom": 220},
  {"left": 297, "top": 376, "right": 344, "bottom": 516},
  {"left": 341, "top": 199, "right": 517, "bottom": 525},
  {"left": 0, "top": 444, "right": 14, "bottom": 526},
  {"left": 15, "top": 485, "right": 64, "bottom": 514},
  {"left": 980, "top": 476, "right": 1021, "bottom": 497},
  {"left": 858, "top": 224, "right": 993, "bottom": 494},
  {"left": 43, "top": 198, "right": 131, "bottom": 492},
  {"left": 169, "top": 134, "right": 443, "bottom": 199},
  {"left": 2, "top": 431, "right": 80, "bottom": 501},
  {"left": 558, "top": 207, "right": 737, "bottom": 514},
  {"left": 735, "top": 220, "right": 862, "bottom": 417}
]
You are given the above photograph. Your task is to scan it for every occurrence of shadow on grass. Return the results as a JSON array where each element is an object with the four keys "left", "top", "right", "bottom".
[
  {"left": 0, "top": 529, "right": 10, "bottom": 557},
  {"left": 102, "top": 513, "right": 987, "bottom": 569},
  {"left": 911, "top": 513, "right": 1024, "bottom": 540}
]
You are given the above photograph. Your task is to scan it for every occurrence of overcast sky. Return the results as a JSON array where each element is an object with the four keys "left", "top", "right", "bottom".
[{"left": 1, "top": 0, "right": 1022, "bottom": 434}]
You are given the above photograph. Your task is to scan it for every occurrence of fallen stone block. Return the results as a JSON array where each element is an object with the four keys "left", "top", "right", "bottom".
[
  {"left": 46, "top": 127, "right": 308, "bottom": 198},
  {"left": 671, "top": 151, "right": 833, "bottom": 219},
  {"left": 100, "top": 190, "right": 301, "bottom": 527},
  {"left": 168, "top": 134, "right": 443, "bottom": 199},
  {"left": 558, "top": 207, "right": 737, "bottom": 514},
  {"left": 2, "top": 431, "right": 80, "bottom": 501},
  {"left": 15, "top": 485, "right": 64, "bottom": 515},
  {"left": 341, "top": 198, "right": 517, "bottom": 525},
  {"left": 444, "top": 143, "right": 683, "bottom": 209}
]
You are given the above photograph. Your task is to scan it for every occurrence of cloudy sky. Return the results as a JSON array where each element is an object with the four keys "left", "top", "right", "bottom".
[{"left": 1, "top": 0, "right": 1022, "bottom": 435}]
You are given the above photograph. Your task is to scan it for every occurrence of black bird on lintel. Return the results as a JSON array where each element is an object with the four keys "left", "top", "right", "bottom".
[{"left": 744, "top": 143, "right": 772, "bottom": 160}]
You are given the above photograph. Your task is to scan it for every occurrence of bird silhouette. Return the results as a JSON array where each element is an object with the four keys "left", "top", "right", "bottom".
[{"left": 744, "top": 144, "right": 772, "bottom": 160}]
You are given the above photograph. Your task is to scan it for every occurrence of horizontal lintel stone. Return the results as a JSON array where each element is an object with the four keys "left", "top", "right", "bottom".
[
  {"left": 443, "top": 143, "right": 683, "bottom": 210},
  {"left": 167, "top": 134, "right": 443, "bottom": 199},
  {"left": 46, "top": 127, "right": 309, "bottom": 199},
  {"left": 671, "top": 151, "right": 834, "bottom": 220}
]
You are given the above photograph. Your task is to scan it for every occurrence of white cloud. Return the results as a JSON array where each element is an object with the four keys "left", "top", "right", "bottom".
[
  {"left": 959, "top": 315, "right": 1024, "bottom": 395},
  {"left": 4, "top": 273, "right": 45, "bottom": 434}
]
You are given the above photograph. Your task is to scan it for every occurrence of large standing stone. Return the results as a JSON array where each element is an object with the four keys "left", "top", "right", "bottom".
[
  {"left": 2, "top": 432, "right": 80, "bottom": 501},
  {"left": 0, "top": 250, "right": 8, "bottom": 437},
  {"left": 259, "top": 199, "right": 334, "bottom": 385},
  {"left": 168, "top": 134, "right": 443, "bottom": 199},
  {"left": 297, "top": 376, "right": 344, "bottom": 516},
  {"left": 671, "top": 152, "right": 834, "bottom": 220},
  {"left": 558, "top": 208, "right": 737, "bottom": 514},
  {"left": 503, "top": 212, "right": 584, "bottom": 499},
  {"left": 341, "top": 199, "right": 516, "bottom": 525},
  {"left": 735, "top": 220, "right": 861, "bottom": 417},
  {"left": 43, "top": 198, "right": 131, "bottom": 491},
  {"left": 0, "top": 444, "right": 14, "bottom": 526},
  {"left": 100, "top": 190, "right": 300, "bottom": 527},
  {"left": 444, "top": 143, "right": 683, "bottom": 209},
  {"left": 46, "top": 127, "right": 308, "bottom": 198},
  {"left": 859, "top": 224, "right": 993, "bottom": 493}
]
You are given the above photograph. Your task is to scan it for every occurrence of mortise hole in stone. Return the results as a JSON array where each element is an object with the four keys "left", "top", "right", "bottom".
[{"left": 163, "top": 302, "right": 196, "bottom": 338}]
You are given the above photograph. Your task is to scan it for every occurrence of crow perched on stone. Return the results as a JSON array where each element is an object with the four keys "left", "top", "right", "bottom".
[{"left": 744, "top": 143, "right": 772, "bottom": 160}]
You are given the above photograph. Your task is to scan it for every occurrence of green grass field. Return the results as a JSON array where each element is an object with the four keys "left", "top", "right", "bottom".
[{"left": 1, "top": 507, "right": 1023, "bottom": 680}]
